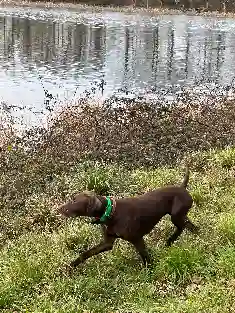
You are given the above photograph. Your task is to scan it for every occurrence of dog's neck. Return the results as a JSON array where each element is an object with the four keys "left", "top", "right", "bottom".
[
  {"left": 91, "top": 196, "right": 113, "bottom": 224},
  {"left": 89, "top": 195, "right": 106, "bottom": 216}
]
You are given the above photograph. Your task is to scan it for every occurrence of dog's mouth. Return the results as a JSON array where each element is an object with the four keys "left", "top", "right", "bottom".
[
  {"left": 57, "top": 201, "right": 83, "bottom": 218},
  {"left": 57, "top": 204, "right": 71, "bottom": 217}
]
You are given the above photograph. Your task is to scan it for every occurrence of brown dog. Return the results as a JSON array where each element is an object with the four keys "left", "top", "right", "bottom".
[{"left": 58, "top": 167, "right": 198, "bottom": 268}]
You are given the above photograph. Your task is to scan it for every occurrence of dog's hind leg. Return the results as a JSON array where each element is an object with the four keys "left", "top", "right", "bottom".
[
  {"left": 166, "top": 223, "right": 184, "bottom": 247},
  {"left": 166, "top": 213, "right": 198, "bottom": 247},
  {"left": 131, "top": 238, "right": 152, "bottom": 266},
  {"left": 184, "top": 217, "right": 199, "bottom": 233},
  {"left": 166, "top": 194, "right": 195, "bottom": 246},
  {"left": 166, "top": 207, "right": 189, "bottom": 247}
]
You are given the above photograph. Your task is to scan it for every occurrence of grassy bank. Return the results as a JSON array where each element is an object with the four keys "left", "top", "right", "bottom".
[
  {"left": 1, "top": 147, "right": 235, "bottom": 312},
  {"left": 1, "top": 94, "right": 235, "bottom": 312}
]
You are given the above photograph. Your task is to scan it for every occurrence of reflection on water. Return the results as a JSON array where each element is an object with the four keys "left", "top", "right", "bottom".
[{"left": 1, "top": 7, "right": 235, "bottom": 125}]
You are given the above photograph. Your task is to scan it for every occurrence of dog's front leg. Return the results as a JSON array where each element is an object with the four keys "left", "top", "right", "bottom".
[{"left": 70, "top": 236, "right": 115, "bottom": 268}]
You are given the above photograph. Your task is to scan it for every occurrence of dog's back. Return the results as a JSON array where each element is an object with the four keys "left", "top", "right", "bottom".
[
  {"left": 110, "top": 167, "right": 193, "bottom": 239},
  {"left": 135, "top": 165, "right": 191, "bottom": 205}
]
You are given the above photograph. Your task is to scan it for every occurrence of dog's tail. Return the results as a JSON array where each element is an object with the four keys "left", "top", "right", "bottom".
[{"left": 181, "top": 165, "right": 189, "bottom": 189}]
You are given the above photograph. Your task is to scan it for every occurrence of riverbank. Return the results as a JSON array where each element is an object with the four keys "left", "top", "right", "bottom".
[
  {"left": 1, "top": 96, "right": 235, "bottom": 310},
  {"left": 1, "top": 0, "right": 235, "bottom": 18}
]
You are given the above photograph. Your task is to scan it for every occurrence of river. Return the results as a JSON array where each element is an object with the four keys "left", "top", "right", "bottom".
[{"left": 1, "top": 5, "right": 235, "bottom": 126}]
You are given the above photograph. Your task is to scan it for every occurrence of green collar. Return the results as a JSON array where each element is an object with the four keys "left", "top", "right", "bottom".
[{"left": 99, "top": 196, "right": 113, "bottom": 223}]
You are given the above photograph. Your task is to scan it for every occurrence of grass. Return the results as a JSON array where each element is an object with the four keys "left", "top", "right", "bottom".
[{"left": 1, "top": 147, "right": 235, "bottom": 312}]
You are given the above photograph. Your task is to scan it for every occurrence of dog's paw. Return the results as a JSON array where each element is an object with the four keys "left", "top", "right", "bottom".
[
  {"left": 190, "top": 224, "right": 200, "bottom": 234},
  {"left": 69, "top": 258, "right": 84, "bottom": 268},
  {"left": 60, "top": 260, "right": 83, "bottom": 276},
  {"left": 54, "top": 264, "right": 73, "bottom": 277},
  {"left": 193, "top": 225, "right": 200, "bottom": 234},
  {"left": 165, "top": 240, "right": 172, "bottom": 247}
]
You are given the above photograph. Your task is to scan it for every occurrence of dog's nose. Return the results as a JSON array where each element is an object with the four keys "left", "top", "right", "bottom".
[{"left": 57, "top": 204, "right": 68, "bottom": 216}]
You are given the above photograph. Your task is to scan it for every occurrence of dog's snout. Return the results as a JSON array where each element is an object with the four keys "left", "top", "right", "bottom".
[{"left": 57, "top": 204, "right": 69, "bottom": 216}]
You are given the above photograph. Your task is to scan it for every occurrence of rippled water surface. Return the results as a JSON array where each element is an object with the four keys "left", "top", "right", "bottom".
[{"left": 1, "top": 6, "right": 235, "bottom": 125}]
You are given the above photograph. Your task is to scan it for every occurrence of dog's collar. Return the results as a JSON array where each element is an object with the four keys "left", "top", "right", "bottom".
[
  {"left": 95, "top": 196, "right": 116, "bottom": 224},
  {"left": 100, "top": 196, "right": 112, "bottom": 222}
]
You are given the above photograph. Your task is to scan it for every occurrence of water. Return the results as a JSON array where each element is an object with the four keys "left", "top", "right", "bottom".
[{"left": 1, "top": 5, "right": 235, "bottom": 126}]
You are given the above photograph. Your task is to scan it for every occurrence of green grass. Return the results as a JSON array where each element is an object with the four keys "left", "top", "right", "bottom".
[{"left": 1, "top": 148, "right": 235, "bottom": 312}]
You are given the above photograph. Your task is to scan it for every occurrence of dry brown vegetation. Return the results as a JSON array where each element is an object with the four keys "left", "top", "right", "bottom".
[
  {"left": 2, "top": 86, "right": 235, "bottom": 176},
  {"left": 19, "top": 94, "right": 235, "bottom": 167}
]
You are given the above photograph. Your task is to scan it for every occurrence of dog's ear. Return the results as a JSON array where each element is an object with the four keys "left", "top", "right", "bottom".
[{"left": 86, "top": 193, "right": 103, "bottom": 216}]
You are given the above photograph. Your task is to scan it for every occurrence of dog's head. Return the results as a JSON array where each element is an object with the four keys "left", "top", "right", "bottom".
[{"left": 57, "top": 191, "right": 103, "bottom": 218}]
